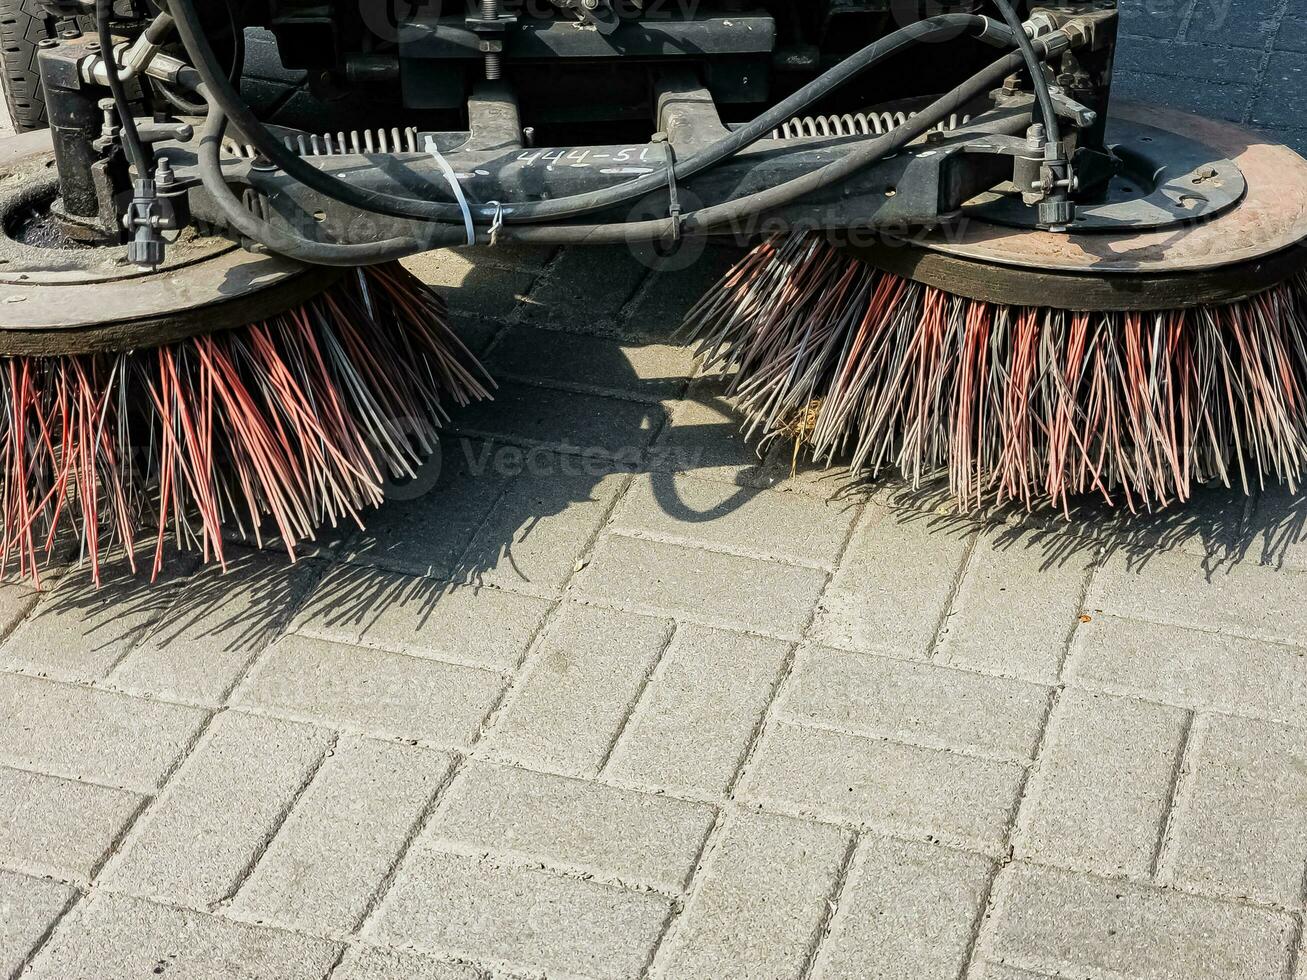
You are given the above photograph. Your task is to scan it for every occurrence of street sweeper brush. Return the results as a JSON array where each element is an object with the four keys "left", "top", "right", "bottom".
[
  {"left": 685, "top": 105, "right": 1307, "bottom": 514},
  {"left": 18, "top": 0, "right": 1307, "bottom": 555},
  {"left": 0, "top": 130, "right": 491, "bottom": 585}
]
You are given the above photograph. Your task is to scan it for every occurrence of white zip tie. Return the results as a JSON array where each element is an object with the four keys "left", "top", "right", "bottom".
[
  {"left": 487, "top": 201, "right": 505, "bottom": 247},
  {"left": 424, "top": 135, "right": 476, "bottom": 247}
]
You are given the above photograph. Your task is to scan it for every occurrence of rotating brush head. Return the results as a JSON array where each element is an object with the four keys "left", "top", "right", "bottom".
[
  {"left": 684, "top": 231, "right": 1307, "bottom": 515},
  {"left": 0, "top": 262, "right": 493, "bottom": 585}
]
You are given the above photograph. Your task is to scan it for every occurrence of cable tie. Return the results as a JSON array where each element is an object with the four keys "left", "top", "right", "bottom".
[
  {"left": 487, "top": 201, "right": 505, "bottom": 247},
  {"left": 424, "top": 135, "right": 476, "bottom": 246},
  {"left": 657, "top": 138, "right": 683, "bottom": 242}
]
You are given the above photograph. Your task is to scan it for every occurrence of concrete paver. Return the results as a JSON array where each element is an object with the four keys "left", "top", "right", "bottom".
[{"left": 4, "top": 11, "right": 1307, "bottom": 973}]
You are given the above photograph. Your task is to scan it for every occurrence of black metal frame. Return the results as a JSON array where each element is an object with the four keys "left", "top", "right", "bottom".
[{"left": 30, "top": 1, "right": 1139, "bottom": 259}]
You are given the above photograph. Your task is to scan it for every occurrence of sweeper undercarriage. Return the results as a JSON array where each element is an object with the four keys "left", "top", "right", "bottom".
[{"left": 2, "top": 0, "right": 1307, "bottom": 578}]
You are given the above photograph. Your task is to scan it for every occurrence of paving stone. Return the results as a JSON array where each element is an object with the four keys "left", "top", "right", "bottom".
[
  {"left": 100, "top": 711, "right": 329, "bottom": 907},
  {"left": 406, "top": 242, "right": 557, "bottom": 277},
  {"left": 1014, "top": 690, "right": 1188, "bottom": 878},
  {"left": 0, "top": 578, "right": 37, "bottom": 633},
  {"left": 812, "top": 835, "right": 992, "bottom": 980},
  {"left": 622, "top": 245, "right": 743, "bottom": 342},
  {"left": 0, "top": 571, "right": 176, "bottom": 684},
  {"left": 1249, "top": 51, "right": 1307, "bottom": 127},
  {"left": 936, "top": 529, "right": 1093, "bottom": 682},
  {"left": 811, "top": 505, "right": 976, "bottom": 657},
  {"left": 978, "top": 863, "right": 1297, "bottom": 980},
  {"left": 231, "top": 738, "right": 453, "bottom": 933},
  {"left": 110, "top": 554, "right": 322, "bottom": 704},
  {"left": 1116, "top": 38, "right": 1266, "bottom": 81},
  {"left": 294, "top": 564, "right": 550, "bottom": 671},
  {"left": 611, "top": 473, "right": 858, "bottom": 568},
  {"left": 1114, "top": 70, "right": 1255, "bottom": 123},
  {"left": 451, "top": 381, "right": 665, "bottom": 462},
  {"left": 401, "top": 250, "right": 537, "bottom": 320},
  {"left": 1251, "top": 482, "right": 1307, "bottom": 570},
  {"left": 330, "top": 946, "right": 481, "bottom": 980},
  {"left": 431, "top": 761, "right": 714, "bottom": 892},
  {"left": 0, "top": 673, "right": 207, "bottom": 793},
  {"left": 1119, "top": 0, "right": 1195, "bottom": 39},
  {"left": 738, "top": 722, "right": 1025, "bottom": 854},
  {"left": 754, "top": 444, "right": 874, "bottom": 503},
  {"left": 1089, "top": 546, "right": 1307, "bottom": 645},
  {"left": 519, "top": 246, "right": 650, "bottom": 332},
  {"left": 368, "top": 847, "right": 671, "bottom": 979},
  {"left": 0, "top": 766, "right": 143, "bottom": 883},
  {"left": 0, "top": 870, "right": 76, "bottom": 980},
  {"left": 485, "top": 325, "right": 694, "bottom": 402},
  {"left": 655, "top": 811, "right": 850, "bottom": 980},
  {"left": 1278, "top": 2, "right": 1307, "bottom": 51},
  {"left": 1182, "top": 0, "right": 1282, "bottom": 46},
  {"left": 235, "top": 634, "right": 503, "bottom": 748},
  {"left": 455, "top": 467, "right": 627, "bottom": 597},
  {"left": 779, "top": 646, "right": 1050, "bottom": 761},
  {"left": 605, "top": 625, "right": 790, "bottom": 797},
  {"left": 342, "top": 440, "right": 511, "bottom": 580},
  {"left": 649, "top": 379, "right": 766, "bottom": 485},
  {"left": 28, "top": 892, "right": 339, "bottom": 980},
  {"left": 1162, "top": 714, "right": 1307, "bottom": 907},
  {"left": 969, "top": 964, "right": 1058, "bottom": 980},
  {"left": 1067, "top": 614, "right": 1307, "bottom": 723},
  {"left": 483, "top": 603, "right": 672, "bottom": 777},
  {"left": 573, "top": 534, "right": 827, "bottom": 639}
]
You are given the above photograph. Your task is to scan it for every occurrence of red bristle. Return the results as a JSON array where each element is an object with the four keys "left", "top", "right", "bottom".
[
  {"left": 0, "top": 262, "right": 491, "bottom": 582},
  {"left": 684, "top": 231, "right": 1307, "bottom": 513}
]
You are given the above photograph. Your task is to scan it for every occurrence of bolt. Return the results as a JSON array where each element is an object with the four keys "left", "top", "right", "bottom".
[{"left": 481, "top": 0, "right": 502, "bottom": 80}]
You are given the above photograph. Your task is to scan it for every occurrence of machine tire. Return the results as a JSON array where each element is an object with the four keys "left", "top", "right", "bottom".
[{"left": 0, "top": 0, "right": 89, "bottom": 133}]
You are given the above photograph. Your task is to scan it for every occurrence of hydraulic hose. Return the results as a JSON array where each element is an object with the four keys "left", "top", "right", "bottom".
[
  {"left": 194, "top": 90, "right": 442, "bottom": 265},
  {"left": 989, "top": 0, "right": 1061, "bottom": 144},
  {"left": 197, "top": 48, "right": 1032, "bottom": 258},
  {"left": 97, "top": 0, "right": 150, "bottom": 178},
  {"left": 493, "top": 48, "right": 1031, "bottom": 246},
  {"left": 169, "top": 0, "right": 1016, "bottom": 226}
]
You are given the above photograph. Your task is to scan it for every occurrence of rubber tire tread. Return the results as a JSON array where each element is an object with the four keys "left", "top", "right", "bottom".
[{"left": 0, "top": 0, "right": 89, "bottom": 132}]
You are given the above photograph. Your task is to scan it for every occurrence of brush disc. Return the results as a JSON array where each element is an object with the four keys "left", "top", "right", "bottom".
[
  {"left": 0, "top": 132, "right": 495, "bottom": 583},
  {"left": 685, "top": 104, "right": 1307, "bottom": 512},
  {"left": 846, "top": 102, "right": 1307, "bottom": 311},
  {"left": 0, "top": 130, "right": 340, "bottom": 356}
]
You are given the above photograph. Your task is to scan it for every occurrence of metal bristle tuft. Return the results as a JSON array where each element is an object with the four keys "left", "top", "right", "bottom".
[
  {"left": 683, "top": 231, "right": 1307, "bottom": 514},
  {"left": 0, "top": 262, "right": 493, "bottom": 586}
]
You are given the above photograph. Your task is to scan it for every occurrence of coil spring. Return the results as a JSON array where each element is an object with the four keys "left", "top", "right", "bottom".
[
  {"left": 772, "top": 111, "right": 969, "bottom": 140},
  {"left": 222, "top": 126, "right": 422, "bottom": 159}
]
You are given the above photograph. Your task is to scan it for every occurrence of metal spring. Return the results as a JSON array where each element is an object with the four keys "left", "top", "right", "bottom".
[
  {"left": 222, "top": 126, "right": 422, "bottom": 159},
  {"left": 772, "top": 111, "right": 969, "bottom": 140}
]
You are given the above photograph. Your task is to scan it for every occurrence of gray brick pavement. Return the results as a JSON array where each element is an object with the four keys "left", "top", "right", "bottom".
[
  {"left": 6, "top": 236, "right": 1307, "bottom": 978},
  {"left": 4, "top": 8, "right": 1307, "bottom": 974}
]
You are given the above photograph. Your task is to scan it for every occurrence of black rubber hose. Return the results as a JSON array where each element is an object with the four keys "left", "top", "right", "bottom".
[
  {"left": 493, "top": 49, "right": 1031, "bottom": 245},
  {"left": 170, "top": 0, "right": 1014, "bottom": 226},
  {"left": 989, "top": 0, "right": 1061, "bottom": 144},
  {"left": 194, "top": 91, "right": 444, "bottom": 265},
  {"left": 97, "top": 0, "right": 150, "bottom": 178},
  {"left": 205, "top": 47, "right": 1032, "bottom": 260}
]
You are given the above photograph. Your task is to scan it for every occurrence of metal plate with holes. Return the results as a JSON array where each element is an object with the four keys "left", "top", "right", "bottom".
[
  {"left": 0, "top": 131, "right": 337, "bottom": 355},
  {"left": 966, "top": 116, "right": 1247, "bottom": 232},
  {"left": 906, "top": 102, "right": 1307, "bottom": 278}
]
